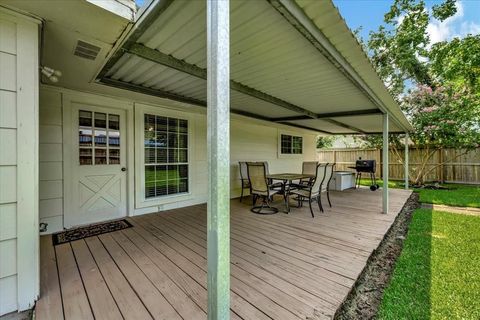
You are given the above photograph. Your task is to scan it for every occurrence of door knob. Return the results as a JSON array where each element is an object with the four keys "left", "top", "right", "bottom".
[{"left": 121, "top": 167, "right": 127, "bottom": 172}]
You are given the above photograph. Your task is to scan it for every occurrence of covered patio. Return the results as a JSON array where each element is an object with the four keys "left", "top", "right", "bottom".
[{"left": 36, "top": 188, "right": 411, "bottom": 320}]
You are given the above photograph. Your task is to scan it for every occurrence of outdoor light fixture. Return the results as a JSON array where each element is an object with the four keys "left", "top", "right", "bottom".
[{"left": 40, "top": 66, "right": 62, "bottom": 83}]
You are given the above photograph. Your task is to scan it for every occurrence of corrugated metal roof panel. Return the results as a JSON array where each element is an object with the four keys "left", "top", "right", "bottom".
[{"left": 98, "top": 0, "right": 411, "bottom": 134}]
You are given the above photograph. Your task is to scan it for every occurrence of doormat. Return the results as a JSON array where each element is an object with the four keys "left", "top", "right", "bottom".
[{"left": 52, "top": 219, "right": 133, "bottom": 245}]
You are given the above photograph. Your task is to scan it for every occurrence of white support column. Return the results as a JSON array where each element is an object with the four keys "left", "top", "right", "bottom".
[
  {"left": 382, "top": 113, "right": 389, "bottom": 214},
  {"left": 404, "top": 133, "right": 409, "bottom": 189},
  {"left": 206, "top": 0, "right": 230, "bottom": 319}
]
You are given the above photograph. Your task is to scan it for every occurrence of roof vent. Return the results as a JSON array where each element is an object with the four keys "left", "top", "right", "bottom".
[{"left": 74, "top": 40, "right": 101, "bottom": 60}]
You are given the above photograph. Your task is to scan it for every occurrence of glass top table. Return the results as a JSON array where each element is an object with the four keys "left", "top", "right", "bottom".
[{"left": 267, "top": 173, "right": 315, "bottom": 212}]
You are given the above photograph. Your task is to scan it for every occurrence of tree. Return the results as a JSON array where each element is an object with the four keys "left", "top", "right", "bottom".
[
  {"left": 356, "top": 0, "right": 480, "bottom": 185},
  {"left": 316, "top": 136, "right": 335, "bottom": 149},
  {"left": 429, "top": 35, "right": 480, "bottom": 91}
]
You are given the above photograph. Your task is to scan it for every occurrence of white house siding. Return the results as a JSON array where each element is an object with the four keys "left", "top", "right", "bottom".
[
  {"left": 39, "top": 90, "right": 64, "bottom": 234},
  {"left": 0, "top": 10, "right": 39, "bottom": 316},
  {"left": 39, "top": 87, "right": 317, "bottom": 233}
]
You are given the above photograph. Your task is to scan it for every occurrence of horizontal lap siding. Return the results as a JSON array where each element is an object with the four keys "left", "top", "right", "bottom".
[
  {"left": 39, "top": 90, "right": 63, "bottom": 234},
  {"left": 39, "top": 87, "right": 317, "bottom": 232},
  {"left": 188, "top": 113, "right": 317, "bottom": 201},
  {"left": 0, "top": 17, "right": 18, "bottom": 315}
]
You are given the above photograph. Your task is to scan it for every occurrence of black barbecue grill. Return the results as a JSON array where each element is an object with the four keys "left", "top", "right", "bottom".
[{"left": 349, "top": 159, "right": 380, "bottom": 191}]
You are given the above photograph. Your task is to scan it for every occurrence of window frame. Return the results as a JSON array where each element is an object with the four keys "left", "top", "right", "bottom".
[
  {"left": 278, "top": 131, "right": 304, "bottom": 158},
  {"left": 135, "top": 104, "right": 194, "bottom": 208}
]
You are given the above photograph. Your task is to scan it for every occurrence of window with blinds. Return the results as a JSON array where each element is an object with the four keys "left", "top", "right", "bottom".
[
  {"left": 144, "top": 114, "right": 189, "bottom": 198},
  {"left": 280, "top": 134, "right": 303, "bottom": 154}
]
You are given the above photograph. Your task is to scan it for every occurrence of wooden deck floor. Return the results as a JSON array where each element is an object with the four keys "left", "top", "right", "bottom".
[{"left": 36, "top": 188, "right": 412, "bottom": 320}]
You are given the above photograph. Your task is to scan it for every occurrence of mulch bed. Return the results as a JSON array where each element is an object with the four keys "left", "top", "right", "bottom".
[{"left": 334, "top": 193, "right": 420, "bottom": 320}]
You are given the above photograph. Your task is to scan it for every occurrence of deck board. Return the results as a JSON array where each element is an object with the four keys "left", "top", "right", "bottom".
[
  {"left": 70, "top": 240, "right": 123, "bottom": 320},
  {"left": 37, "top": 188, "right": 411, "bottom": 319}
]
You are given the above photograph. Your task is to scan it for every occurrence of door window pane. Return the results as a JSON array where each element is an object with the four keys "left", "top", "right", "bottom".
[
  {"left": 94, "top": 130, "right": 107, "bottom": 146},
  {"left": 109, "top": 131, "right": 120, "bottom": 147},
  {"left": 109, "top": 149, "right": 120, "bottom": 164},
  {"left": 94, "top": 112, "right": 107, "bottom": 128},
  {"left": 79, "top": 110, "right": 121, "bottom": 165},
  {"left": 95, "top": 149, "right": 107, "bottom": 165},
  {"left": 79, "top": 129, "right": 93, "bottom": 146},
  {"left": 79, "top": 111, "right": 92, "bottom": 127},
  {"left": 79, "top": 148, "right": 92, "bottom": 165},
  {"left": 144, "top": 113, "right": 189, "bottom": 198},
  {"left": 109, "top": 114, "right": 120, "bottom": 130}
]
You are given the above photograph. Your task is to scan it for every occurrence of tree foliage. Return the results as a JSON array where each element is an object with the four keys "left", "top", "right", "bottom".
[
  {"left": 316, "top": 136, "right": 335, "bottom": 149},
  {"left": 355, "top": 0, "right": 480, "bottom": 185},
  {"left": 429, "top": 35, "right": 480, "bottom": 91}
]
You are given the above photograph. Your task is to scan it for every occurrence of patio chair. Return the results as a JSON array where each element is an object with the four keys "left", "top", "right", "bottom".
[
  {"left": 238, "top": 161, "right": 250, "bottom": 202},
  {"left": 322, "top": 163, "right": 336, "bottom": 208},
  {"left": 300, "top": 161, "right": 318, "bottom": 186},
  {"left": 247, "top": 162, "right": 280, "bottom": 214},
  {"left": 289, "top": 163, "right": 327, "bottom": 217},
  {"left": 262, "top": 161, "right": 283, "bottom": 189},
  {"left": 290, "top": 161, "right": 318, "bottom": 197}
]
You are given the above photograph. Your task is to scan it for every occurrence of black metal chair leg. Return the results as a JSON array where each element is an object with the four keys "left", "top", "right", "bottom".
[
  {"left": 308, "top": 198, "right": 314, "bottom": 217},
  {"left": 240, "top": 187, "right": 244, "bottom": 202},
  {"left": 318, "top": 195, "right": 324, "bottom": 212},
  {"left": 327, "top": 188, "right": 332, "bottom": 207}
]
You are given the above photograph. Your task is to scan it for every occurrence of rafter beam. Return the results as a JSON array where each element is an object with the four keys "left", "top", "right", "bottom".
[
  {"left": 100, "top": 77, "right": 206, "bottom": 107},
  {"left": 272, "top": 108, "right": 381, "bottom": 122},
  {"left": 322, "top": 118, "right": 366, "bottom": 134},
  {"left": 125, "top": 43, "right": 318, "bottom": 119},
  {"left": 278, "top": 122, "right": 331, "bottom": 134},
  {"left": 99, "top": 78, "right": 330, "bottom": 134}
]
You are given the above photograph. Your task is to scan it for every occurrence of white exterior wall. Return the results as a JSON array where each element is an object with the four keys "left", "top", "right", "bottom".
[
  {"left": 39, "top": 87, "right": 317, "bottom": 234},
  {"left": 39, "top": 91, "right": 64, "bottom": 233},
  {"left": 0, "top": 9, "right": 39, "bottom": 316}
]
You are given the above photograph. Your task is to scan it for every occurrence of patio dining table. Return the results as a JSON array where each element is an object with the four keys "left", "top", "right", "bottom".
[{"left": 267, "top": 173, "right": 315, "bottom": 213}]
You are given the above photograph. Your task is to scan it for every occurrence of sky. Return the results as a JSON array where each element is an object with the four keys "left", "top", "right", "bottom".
[{"left": 332, "top": 0, "right": 480, "bottom": 44}]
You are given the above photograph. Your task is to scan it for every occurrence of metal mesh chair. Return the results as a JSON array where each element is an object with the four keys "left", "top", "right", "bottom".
[
  {"left": 262, "top": 161, "right": 283, "bottom": 189},
  {"left": 300, "top": 161, "right": 318, "bottom": 185},
  {"left": 238, "top": 161, "right": 250, "bottom": 202},
  {"left": 247, "top": 162, "right": 279, "bottom": 214},
  {"left": 289, "top": 163, "right": 327, "bottom": 217},
  {"left": 322, "top": 163, "right": 336, "bottom": 208}
]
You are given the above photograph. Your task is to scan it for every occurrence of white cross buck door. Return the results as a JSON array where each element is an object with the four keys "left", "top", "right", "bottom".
[{"left": 66, "top": 105, "right": 127, "bottom": 228}]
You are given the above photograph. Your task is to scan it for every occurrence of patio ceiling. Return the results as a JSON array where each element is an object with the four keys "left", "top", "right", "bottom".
[{"left": 96, "top": 0, "right": 412, "bottom": 135}]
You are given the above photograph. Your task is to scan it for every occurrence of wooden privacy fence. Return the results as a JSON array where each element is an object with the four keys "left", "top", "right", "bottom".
[{"left": 317, "top": 148, "right": 480, "bottom": 184}]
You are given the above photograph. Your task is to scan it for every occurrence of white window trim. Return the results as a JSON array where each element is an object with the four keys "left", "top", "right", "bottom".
[
  {"left": 134, "top": 103, "right": 195, "bottom": 209},
  {"left": 277, "top": 130, "right": 304, "bottom": 159}
]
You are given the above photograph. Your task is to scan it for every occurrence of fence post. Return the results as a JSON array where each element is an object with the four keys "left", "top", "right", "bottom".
[
  {"left": 439, "top": 148, "right": 444, "bottom": 183},
  {"left": 333, "top": 150, "right": 336, "bottom": 164}
]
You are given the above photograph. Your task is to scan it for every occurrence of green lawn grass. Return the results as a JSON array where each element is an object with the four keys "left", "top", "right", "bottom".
[
  {"left": 358, "top": 179, "right": 480, "bottom": 208},
  {"left": 418, "top": 184, "right": 480, "bottom": 208},
  {"left": 378, "top": 209, "right": 480, "bottom": 319}
]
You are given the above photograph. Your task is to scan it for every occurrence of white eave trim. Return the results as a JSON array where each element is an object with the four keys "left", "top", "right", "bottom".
[{"left": 86, "top": 0, "right": 136, "bottom": 21}]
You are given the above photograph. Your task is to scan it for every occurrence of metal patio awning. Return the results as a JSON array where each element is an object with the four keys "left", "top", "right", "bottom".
[{"left": 96, "top": 0, "right": 412, "bottom": 134}]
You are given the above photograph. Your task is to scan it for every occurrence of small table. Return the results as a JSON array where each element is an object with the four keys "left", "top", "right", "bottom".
[{"left": 267, "top": 173, "right": 315, "bottom": 213}]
